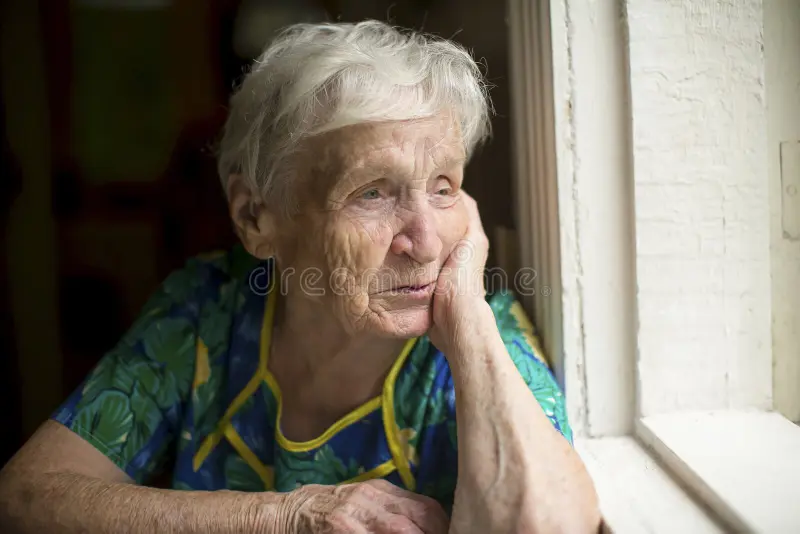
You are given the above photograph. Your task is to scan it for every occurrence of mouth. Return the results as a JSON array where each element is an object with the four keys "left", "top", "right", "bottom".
[
  {"left": 395, "top": 282, "right": 435, "bottom": 293},
  {"left": 377, "top": 281, "right": 436, "bottom": 296}
]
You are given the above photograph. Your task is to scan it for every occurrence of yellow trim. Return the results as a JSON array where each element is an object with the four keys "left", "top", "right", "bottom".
[
  {"left": 259, "top": 272, "right": 417, "bottom": 454},
  {"left": 193, "top": 263, "right": 419, "bottom": 492},
  {"left": 192, "top": 372, "right": 263, "bottom": 470},
  {"left": 509, "top": 301, "right": 549, "bottom": 365},
  {"left": 339, "top": 459, "right": 397, "bottom": 485},
  {"left": 192, "top": 338, "right": 211, "bottom": 390},
  {"left": 192, "top": 277, "right": 277, "bottom": 472},
  {"left": 193, "top": 431, "right": 223, "bottom": 472},
  {"left": 382, "top": 338, "right": 418, "bottom": 491},
  {"left": 224, "top": 424, "right": 275, "bottom": 490},
  {"left": 273, "top": 394, "right": 383, "bottom": 453}
]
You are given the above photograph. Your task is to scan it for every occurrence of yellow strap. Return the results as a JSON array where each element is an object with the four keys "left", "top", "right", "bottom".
[
  {"left": 382, "top": 338, "right": 418, "bottom": 491},
  {"left": 224, "top": 423, "right": 275, "bottom": 490},
  {"left": 274, "top": 394, "right": 383, "bottom": 453},
  {"left": 192, "top": 370, "right": 265, "bottom": 471},
  {"left": 339, "top": 459, "right": 397, "bottom": 485},
  {"left": 509, "top": 301, "right": 549, "bottom": 365},
  {"left": 192, "top": 280, "right": 278, "bottom": 471},
  {"left": 193, "top": 430, "right": 223, "bottom": 472},
  {"left": 194, "top": 265, "right": 417, "bottom": 493}
]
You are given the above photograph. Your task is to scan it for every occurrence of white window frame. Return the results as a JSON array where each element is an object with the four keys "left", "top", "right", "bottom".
[{"left": 508, "top": 0, "right": 800, "bottom": 532}]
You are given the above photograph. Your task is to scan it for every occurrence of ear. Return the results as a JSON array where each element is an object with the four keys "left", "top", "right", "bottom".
[{"left": 226, "top": 174, "right": 279, "bottom": 260}]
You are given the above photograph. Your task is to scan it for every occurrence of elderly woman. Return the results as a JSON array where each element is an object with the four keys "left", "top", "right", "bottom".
[{"left": 0, "top": 21, "right": 600, "bottom": 534}]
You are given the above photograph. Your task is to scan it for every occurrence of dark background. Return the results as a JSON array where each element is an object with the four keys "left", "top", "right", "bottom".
[{"left": 0, "top": 0, "right": 515, "bottom": 467}]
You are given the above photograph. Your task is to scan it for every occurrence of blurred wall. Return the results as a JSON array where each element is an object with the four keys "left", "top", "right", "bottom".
[
  {"left": 1, "top": 0, "right": 514, "bottom": 463},
  {"left": 2, "top": 0, "right": 62, "bottom": 453}
]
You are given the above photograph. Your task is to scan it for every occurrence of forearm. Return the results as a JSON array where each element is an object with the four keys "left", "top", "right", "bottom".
[
  {"left": 447, "top": 302, "right": 600, "bottom": 533},
  {"left": 0, "top": 471, "right": 283, "bottom": 534}
]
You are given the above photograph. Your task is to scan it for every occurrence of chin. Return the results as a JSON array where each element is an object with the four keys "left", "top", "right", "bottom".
[{"left": 378, "top": 305, "right": 433, "bottom": 338}]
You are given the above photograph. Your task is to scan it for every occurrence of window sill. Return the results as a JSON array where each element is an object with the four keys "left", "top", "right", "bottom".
[
  {"left": 636, "top": 410, "right": 800, "bottom": 533},
  {"left": 575, "top": 437, "right": 724, "bottom": 533}
]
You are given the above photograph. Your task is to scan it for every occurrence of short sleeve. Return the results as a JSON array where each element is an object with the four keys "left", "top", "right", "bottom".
[
  {"left": 413, "top": 293, "right": 573, "bottom": 512},
  {"left": 488, "top": 292, "right": 573, "bottom": 445},
  {"left": 51, "top": 264, "right": 204, "bottom": 483}
]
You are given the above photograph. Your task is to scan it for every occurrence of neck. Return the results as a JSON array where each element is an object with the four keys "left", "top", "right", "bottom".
[{"left": 269, "top": 290, "right": 408, "bottom": 418}]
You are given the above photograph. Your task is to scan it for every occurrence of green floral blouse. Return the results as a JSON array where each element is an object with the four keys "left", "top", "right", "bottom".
[{"left": 52, "top": 245, "right": 573, "bottom": 512}]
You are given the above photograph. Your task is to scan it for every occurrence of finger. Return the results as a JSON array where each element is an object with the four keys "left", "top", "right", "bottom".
[
  {"left": 363, "top": 480, "right": 440, "bottom": 507},
  {"left": 371, "top": 513, "right": 426, "bottom": 534},
  {"left": 383, "top": 499, "right": 449, "bottom": 534},
  {"left": 459, "top": 191, "right": 486, "bottom": 236},
  {"left": 344, "top": 495, "right": 426, "bottom": 534},
  {"left": 363, "top": 481, "right": 450, "bottom": 534},
  {"left": 455, "top": 194, "right": 488, "bottom": 264},
  {"left": 330, "top": 512, "right": 371, "bottom": 534}
]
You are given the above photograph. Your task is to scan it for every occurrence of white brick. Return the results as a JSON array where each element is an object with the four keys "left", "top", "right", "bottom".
[{"left": 627, "top": 0, "right": 771, "bottom": 415}]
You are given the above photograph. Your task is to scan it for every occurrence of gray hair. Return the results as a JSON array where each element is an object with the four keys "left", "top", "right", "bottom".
[{"left": 216, "top": 20, "right": 493, "bottom": 214}]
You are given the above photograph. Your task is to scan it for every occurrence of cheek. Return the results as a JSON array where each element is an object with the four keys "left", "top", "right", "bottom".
[{"left": 322, "top": 212, "right": 394, "bottom": 276}]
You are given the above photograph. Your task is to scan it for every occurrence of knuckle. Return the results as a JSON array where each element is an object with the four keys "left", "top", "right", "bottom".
[
  {"left": 327, "top": 510, "right": 355, "bottom": 533},
  {"left": 338, "top": 500, "right": 360, "bottom": 518},
  {"left": 416, "top": 494, "right": 443, "bottom": 510},
  {"left": 385, "top": 515, "right": 421, "bottom": 533},
  {"left": 333, "top": 483, "right": 363, "bottom": 504},
  {"left": 352, "top": 482, "right": 379, "bottom": 500}
]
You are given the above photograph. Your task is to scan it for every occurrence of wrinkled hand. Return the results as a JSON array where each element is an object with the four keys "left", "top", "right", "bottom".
[
  {"left": 429, "top": 192, "right": 490, "bottom": 355},
  {"left": 278, "top": 479, "right": 449, "bottom": 534}
]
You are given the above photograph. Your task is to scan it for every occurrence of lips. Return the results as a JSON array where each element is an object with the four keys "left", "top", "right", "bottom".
[
  {"left": 377, "top": 281, "right": 436, "bottom": 295},
  {"left": 395, "top": 282, "right": 434, "bottom": 293}
]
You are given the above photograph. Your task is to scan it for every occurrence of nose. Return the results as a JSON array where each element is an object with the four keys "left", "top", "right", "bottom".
[{"left": 390, "top": 204, "right": 443, "bottom": 265}]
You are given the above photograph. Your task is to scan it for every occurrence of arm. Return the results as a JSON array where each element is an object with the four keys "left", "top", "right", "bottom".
[
  {"left": 0, "top": 422, "right": 446, "bottom": 534},
  {"left": 0, "top": 421, "right": 280, "bottom": 534},
  {"left": 0, "top": 259, "right": 283, "bottom": 533},
  {"left": 430, "top": 194, "right": 601, "bottom": 534},
  {"left": 446, "top": 303, "right": 600, "bottom": 533},
  {"left": 0, "top": 256, "right": 447, "bottom": 534}
]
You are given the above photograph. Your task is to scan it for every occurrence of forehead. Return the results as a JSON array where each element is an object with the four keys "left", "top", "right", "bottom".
[{"left": 307, "top": 115, "right": 466, "bottom": 188}]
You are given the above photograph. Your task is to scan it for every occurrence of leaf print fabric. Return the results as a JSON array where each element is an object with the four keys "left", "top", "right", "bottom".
[
  {"left": 412, "top": 291, "right": 573, "bottom": 513},
  {"left": 50, "top": 246, "right": 573, "bottom": 518},
  {"left": 490, "top": 292, "right": 573, "bottom": 445},
  {"left": 52, "top": 260, "right": 202, "bottom": 483}
]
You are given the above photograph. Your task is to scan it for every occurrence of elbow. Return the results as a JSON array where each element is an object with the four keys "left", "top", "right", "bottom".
[
  {"left": 569, "top": 498, "right": 604, "bottom": 534},
  {"left": 0, "top": 466, "right": 20, "bottom": 531},
  {"left": 0, "top": 458, "right": 42, "bottom": 533},
  {"left": 571, "top": 477, "right": 603, "bottom": 533},
  {"left": 517, "top": 506, "right": 603, "bottom": 534},
  {"left": 516, "top": 479, "right": 603, "bottom": 534}
]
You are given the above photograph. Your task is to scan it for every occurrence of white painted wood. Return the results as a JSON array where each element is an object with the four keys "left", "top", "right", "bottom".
[
  {"left": 626, "top": 0, "right": 772, "bottom": 416},
  {"left": 576, "top": 437, "right": 724, "bottom": 533},
  {"left": 765, "top": 0, "right": 800, "bottom": 423},
  {"left": 510, "top": 0, "right": 641, "bottom": 437},
  {"left": 509, "top": 0, "right": 591, "bottom": 435},
  {"left": 557, "top": 0, "right": 638, "bottom": 437},
  {"left": 547, "top": 0, "right": 589, "bottom": 437},
  {"left": 779, "top": 142, "right": 800, "bottom": 239},
  {"left": 638, "top": 411, "right": 800, "bottom": 533}
]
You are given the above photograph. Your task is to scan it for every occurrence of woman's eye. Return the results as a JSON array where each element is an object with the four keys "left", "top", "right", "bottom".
[
  {"left": 361, "top": 188, "right": 381, "bottom": 200},
  {"left": 436, "top": 187, "right": 451, "bottom": 195}
]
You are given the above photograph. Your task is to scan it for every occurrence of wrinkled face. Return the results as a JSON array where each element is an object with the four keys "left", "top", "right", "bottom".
[{"left": 276, "top": 114, "right": 469, "bottom": 338}]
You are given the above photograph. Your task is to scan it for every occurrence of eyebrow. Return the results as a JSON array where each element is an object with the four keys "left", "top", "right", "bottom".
[{"left": 349, "top": 151, "right": 466, "bottom": 174}]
